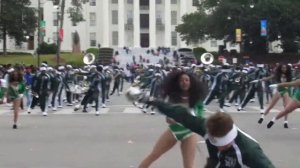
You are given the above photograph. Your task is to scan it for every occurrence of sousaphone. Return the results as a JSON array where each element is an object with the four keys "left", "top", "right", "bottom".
[
  {"left": 200, "top": 53, "right": 214, "bottom": 65},
  {"left": 83, "top": 53, "right": 95, "bottom": 65}
]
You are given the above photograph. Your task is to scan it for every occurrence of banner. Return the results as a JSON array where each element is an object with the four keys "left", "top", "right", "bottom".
[
  {"left": 235, "top": 28, "right": 242, "bottom": 42},
  {"left": 39, "top": 20, "right": 46, "bottom": 37},
  {"left": 260, "top": 20, "right": 267, "bottom": 37},
  {"left": 59, "top": 28, "right": 64, "bottom": 41}
]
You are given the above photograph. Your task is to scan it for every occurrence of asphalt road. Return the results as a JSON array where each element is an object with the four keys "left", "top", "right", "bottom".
[{"left": 0, "top": 91, "right": 300, "bottom": 168}]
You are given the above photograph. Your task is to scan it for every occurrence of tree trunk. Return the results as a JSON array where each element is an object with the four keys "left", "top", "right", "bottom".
[{"left": 2, "top": 25, "right": 7, "bottom": 56}]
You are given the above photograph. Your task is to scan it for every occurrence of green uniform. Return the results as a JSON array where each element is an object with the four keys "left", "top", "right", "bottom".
[
  {"left": 292, "top": 87, "right": 300, "bottom": 102},
  {"left": 169, "top": 101, "right": 204, "bottom": 140},
  {"left": 277, "top": 86, "right": 291, "bottom": 97},
  {"left": 151, "top": 101, "right": 275, "bottom": 168}
]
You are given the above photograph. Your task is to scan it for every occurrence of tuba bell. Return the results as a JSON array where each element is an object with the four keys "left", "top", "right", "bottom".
[
  {"left": 200, "top": 53, "right": 214, "bottom": 65},
  {"left": 83, "top": 53, "right": 96, "bottom": 65}
]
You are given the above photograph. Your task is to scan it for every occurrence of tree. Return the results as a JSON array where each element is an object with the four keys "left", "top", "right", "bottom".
[
  {"left": 51, "top": 0, "right": 87, "bottom": 65},
  {"left": 0, "top": 0, "right": 37, "bottom": 56},
  {"left": 176, "top": 0, "right": 300, "bottom": 54}
]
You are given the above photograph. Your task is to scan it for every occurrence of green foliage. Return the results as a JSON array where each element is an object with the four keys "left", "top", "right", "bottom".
[
  {"left": 86, "top": 48, "right": 99, "bottom": 56},
  {"left": 38, "top": 42, "right": 58, "bottom": 54},
  {"left": 177, "top": 0, "right": 300, "bottom": 53},
  {"left": 193, "top": 47, "right": 207, "bottom": 61},
  {"left": 0, "top": 0, "right": 37, "bottom": 45},
  {"left": 0, "top": 53, "right": 83, "bottom": 66}
]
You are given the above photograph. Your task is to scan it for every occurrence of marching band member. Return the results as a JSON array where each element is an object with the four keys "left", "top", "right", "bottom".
[
  {"left": 237, "top": 64, "right": 266, "bottom": 112},
  {"left": 50, "top": 69, "right": 64, "bottom": 111},
  {"left": 34, "top": 67, "right": 51, "bottom": 116},
  {"left": 204, "top": 65, "right": 231, "bottom": 112},
  {"left": 64, "top": 65, "right": 75, "bottom": 106}
]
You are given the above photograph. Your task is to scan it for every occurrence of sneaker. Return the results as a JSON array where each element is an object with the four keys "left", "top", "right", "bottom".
[
  {"left": 27, "top": 108, "right": 31, "bottom": 114},
  {"left": 234, "top": 103, "right": 239, "bottom": 106},
  {"left": 142, "top": 108, "right": 147, "bottom": 113},
  {"left": 119, "top": 92, "right": 123, "bottom": 95},
  {"left": 102, "top": 104, "right": 106, "bottom": 108},
  {"left": 224, "top": 103, "right": 231, "bottom": 107},
  {"left": 267, "top": 121, "right": 274, "bottom": 128},
  {"left": 58, "top": 105, "right": 63, "bottom": 108},
  {"left": 250, "top": 99, "right": 255, "bottom": 103},
  {"left": 258, "top": 118, "right": 264, "bottom": 124},
  {"left": 48, "top": 105, "right": 52, "bottom": 108},
  {"left": 150, "top": 111, "right": 156, "bottom": 115},
  {"left": 284, "top": 123, "right": 289, "bottom": 129},
  {"left": 67, "top": 103, "right": 73, "bottom": 106},
  {"left": 74, "top": 105, "right": 81, "bottom": 111},
  {"left": 52, "top": 107, "right": 57, "bottom": 111},
  {"left": 42, "top": 112, "right": 48, "bottom": 116},
  {"left": 95, "top": 111, "right": 100, "bottom": 116},
  {"left": 12, "top": 124, "right": 17, "bottom": 129},
  {"left": 260, "top": 109, "right": 265, "bottom": 114},
  {"left": 219, "top": 108, "right": 225, "bottom": 113}
]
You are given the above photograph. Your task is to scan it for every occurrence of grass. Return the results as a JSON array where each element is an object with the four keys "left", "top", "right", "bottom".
[{"left": 0, "top": 53, "right": 84, "bottom": 66}]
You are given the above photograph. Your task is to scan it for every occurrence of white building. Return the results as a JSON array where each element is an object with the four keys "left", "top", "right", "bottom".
[{"left": 0, "top": 0, "right": 241, "bottom": 53}]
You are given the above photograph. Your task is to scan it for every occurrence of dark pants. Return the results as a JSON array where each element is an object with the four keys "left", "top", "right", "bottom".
[
  {"left": 229, "top": 88, "right": 246, "bottom": 104},
  {"left": 240, "top": 85, "right": 264, "bottom": 109},
  {"left": 39, "top": 93, "right": 48, "bottom": 112},
  {"left": 110, "top": 82, "right": 120, "bottom": 95},
  {"left": 66, "top": 91, "right": 72, "bottom": 104}
]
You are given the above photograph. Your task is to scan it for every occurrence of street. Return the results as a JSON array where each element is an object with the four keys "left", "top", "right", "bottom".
[{"left": 0, "top": 92, "right": 300, "bottom": 168}]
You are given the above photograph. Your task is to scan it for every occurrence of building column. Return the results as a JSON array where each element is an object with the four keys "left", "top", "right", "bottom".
[
  {"left": 180, "top": 0, "right": 187, "bottom": 48},
  {"left": 164, "top": 0, "right": 171, "bottom": 47},
  {"left": 133, "top": 0, "right": 140, "bottom": 48},
  {"left": 118, "top": 0, "right": 125, "bottom": 47},
  {"left": 102, "top": 0, "right": 109, "bottom": 47},
  {"left": 149, "top": 0, "right": 156, "bottom": 48}
]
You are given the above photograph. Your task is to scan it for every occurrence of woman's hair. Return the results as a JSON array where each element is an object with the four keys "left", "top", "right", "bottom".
[
  {"left": 275, "top": 64, "right": 292, "bottom": 82},
  {"left": 162, "top": 71, "right": 207, "bottom": 107}
]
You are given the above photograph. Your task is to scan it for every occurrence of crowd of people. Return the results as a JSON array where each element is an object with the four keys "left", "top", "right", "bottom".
[{"left": 2, "top": 58, "right": 300, "bottom": 167}]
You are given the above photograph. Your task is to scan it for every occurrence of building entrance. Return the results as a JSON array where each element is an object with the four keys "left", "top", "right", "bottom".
[{"left": 140, "top": 33, "right": 149, "bottom": 48}]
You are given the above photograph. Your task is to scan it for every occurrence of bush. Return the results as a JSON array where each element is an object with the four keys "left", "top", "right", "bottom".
[
  {"left": 86, "top": 48, "right": 99, "bottom": 56},
  {"left": 38, "top": 42, "right": 57, "bottom": 54},
  {"left": 193, "top": 47, "right": 207, "bottom": 61}
]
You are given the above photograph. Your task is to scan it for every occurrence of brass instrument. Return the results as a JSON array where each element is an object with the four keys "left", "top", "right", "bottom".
[
  {"left": 200, "top": 53, "right": 214, "bottom": 65},
  {"left": 83, "top": 53, "right": 96, "bottom": 65}
]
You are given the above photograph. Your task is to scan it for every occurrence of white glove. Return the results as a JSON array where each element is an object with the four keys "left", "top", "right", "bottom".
[
  {"left": 250, "top": 80, "right": 259, "bottom": 83},
  {"left": 269, "top": 84, "right": 278, "bottom": 88}
]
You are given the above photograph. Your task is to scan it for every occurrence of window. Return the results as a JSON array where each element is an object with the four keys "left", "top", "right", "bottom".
[
  {"left": 127, "top": 0, "right": 133, "bottom": 4},
  {"left": 156, "top": 11, "right": 162, "bottom": 24},
  {"left": 210, "top": 40, "right": 218, "bottom": 47},
  {"left": 90, "top": 0, "right": 96, "bottom": 6},
  {"left": 112, "top": 31, "right": 118, "bottom": 46},
  {"left": 171, "top": 31, "right": 177, "bottom": 46},
  {"left": 156, "top": 0, "right": 162, "bottom": 4},
  {"left": 53, "top": 12, "right": 58, "bottom": 26},
  {"left": 192, "top": 0, "right": 199, "bottom": 6},
  {"left": 127, "top": 10, "right": 133, "bottom": 24},
  {"left": 140, "top": 14, "right": 149, "bottom": 28},
  {"left": 90, "top": 32, "right": 96, "bottom": 46},
  {"left": 171, "top": 11, "right": 177, "bottom": 25},
  {"left": 171, "top": 0, "right": 177, "bottom": 4},
  {"left": 90, "top": 12, "right": 96, "bottom": 26},
  {"left": 112, "top": 0, "right": 118, "bottom": 4},
  {"left": 53, "top": 32, "right": 58, "bottom": 44},
  {"left": 112, "top": 10, "right": 118, "bottom": 25}
]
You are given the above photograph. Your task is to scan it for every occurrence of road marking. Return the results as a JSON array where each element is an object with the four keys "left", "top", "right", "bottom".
[{"left": 123, "top": 107, "right": 142, "bottom": 114}]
